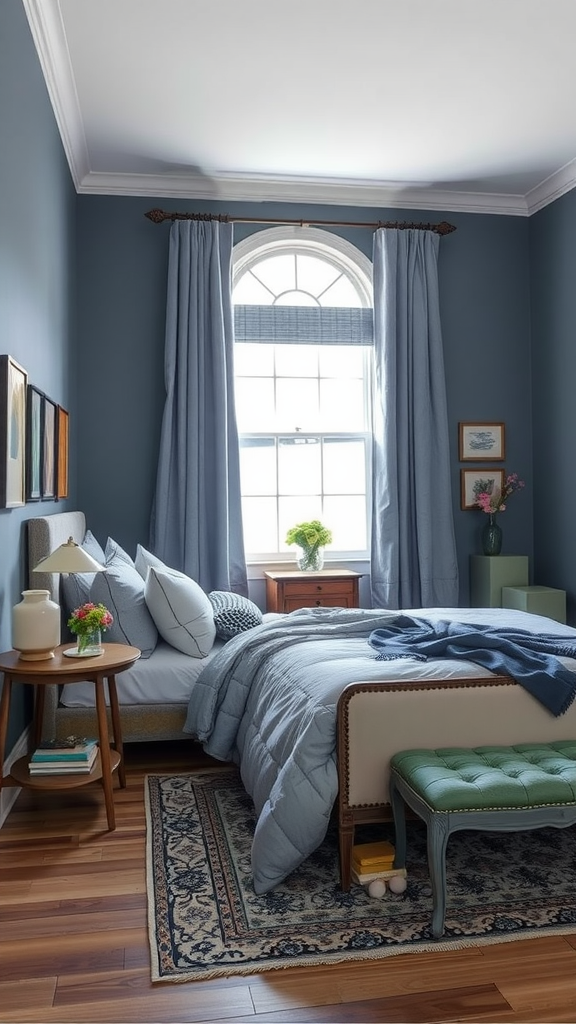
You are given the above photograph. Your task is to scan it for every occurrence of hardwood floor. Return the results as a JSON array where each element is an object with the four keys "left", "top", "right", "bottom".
[{"left": 2, "top": 740, "right": 576, "bottom": 1024}]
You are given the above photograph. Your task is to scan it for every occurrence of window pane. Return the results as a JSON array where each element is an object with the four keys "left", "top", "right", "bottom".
[
  {"left": 275, "top": 344, "right": 318, "bottom": 378},
  {"left": 233, "top": 273, "right": 274, "bottom": 305},
  {"left": 235, "top": 378, "right": 275, "bottom": 432},
  {"left": 276, "top": 379, "right": 320, "bottom": 431},
  {"left": 239, "top": 438, "right": 277, "bottom": 495},
  {"left": 242, "top": 496, "right": 278, "bottom": 552},
  {"left": 252, "top": 254, "right": 295, "bottom": 294},
  {"left": 320, "top": 379, "right": 365, "bottom": 430},
  {"left": 234, "top": 343, "right": 274, "bottom": 376},
  {"left": 320, "top": 276, "right": 364, "bottom": 307},
  {"left": 318, "top": 345, "right": 364, "bottom": 377},
  {"left": 323, "top": 495, "right": 367, "bottom": 551},
  {"left": 324, "top": 438, "right": 367, "bottom": 494},
  {"left": 296, "top": 254, "right": 341, "bottom": 295},
  {"left": 275, "top": 291, "right": 317, "bottom": 306},
  {"left": 278, "top": 437, "right": 321, "bottom": 495}
]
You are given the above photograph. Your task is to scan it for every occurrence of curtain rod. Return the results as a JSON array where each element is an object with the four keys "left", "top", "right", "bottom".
[{"left": 144, "top": 208, "right": 456, "bottom": 236}]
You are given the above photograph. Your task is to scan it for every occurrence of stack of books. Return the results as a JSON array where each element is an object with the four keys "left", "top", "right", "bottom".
[
  {"left": 28, "top": 738, "right": 98, "bottom": 775},
  {"left": 351, "top": 840, "right": 406, "bottom": 885}
]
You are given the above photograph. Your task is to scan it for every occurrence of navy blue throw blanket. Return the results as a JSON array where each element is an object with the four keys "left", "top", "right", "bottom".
[{"left": 368, "top": 615, "right": 576, "bottom": 717}]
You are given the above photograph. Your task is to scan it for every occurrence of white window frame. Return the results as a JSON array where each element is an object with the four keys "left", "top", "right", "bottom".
[{"left": 233, "top": 227, "right": 374, "bottom": 566}]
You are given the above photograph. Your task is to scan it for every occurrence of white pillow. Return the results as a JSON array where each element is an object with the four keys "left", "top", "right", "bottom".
[
  {"left": 145, "top": 566, "right": 216, "bottom": 658},
  {"left": 134, "top": 543, "right": 167, "bottom": 581}
]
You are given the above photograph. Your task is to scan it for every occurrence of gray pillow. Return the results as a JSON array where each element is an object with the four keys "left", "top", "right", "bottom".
[
  {"left": 61, "top": 529, "right": 106, "bottom": 614},
  {"left": 134, "top": 543, "right": 167, "bottom": 581},
  {"left": 208, "top": 590, "right": 263, "bottom": 640},
  {"left": 89, "top": 537, "right": 158, "bottom": 658}
]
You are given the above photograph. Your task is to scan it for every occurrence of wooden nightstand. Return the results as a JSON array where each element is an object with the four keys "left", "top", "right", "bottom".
[
  {"left": 0, "top": 642, "right": 140, "bottom": 830},
  {"left": 265, "top": 569, "right": 362, "bottom": 613}
]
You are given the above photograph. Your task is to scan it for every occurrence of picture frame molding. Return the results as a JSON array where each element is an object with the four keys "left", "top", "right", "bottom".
[
  {"left": 42, "top": 394, "right": 57, "bottom": 500},
  {"left": 0, "top": 354, "right": 28, "bottom": 509},
  {"left": 459, "top": 422, "right": 505, "bottom": 461},
  {"left": 26, "top": 384, "right": 44, "bottom": 502},
  {"left": 56, "top": 405, "right": 69, "bottom": 499},
  {"left": 461, "top": 467, "right": 506, "bottom": 511}
]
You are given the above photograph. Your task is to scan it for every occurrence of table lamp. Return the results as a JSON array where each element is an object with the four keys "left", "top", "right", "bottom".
[{"left": 12, "top": 538, "right": 105, "bottom": 660}]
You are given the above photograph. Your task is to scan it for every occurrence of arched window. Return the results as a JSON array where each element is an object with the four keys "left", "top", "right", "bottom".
[{"left": 232, "top": 227, "right": 373, "bottom": 561}]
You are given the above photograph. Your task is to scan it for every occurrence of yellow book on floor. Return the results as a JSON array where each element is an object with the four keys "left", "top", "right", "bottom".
[{"left": 352, "top": 841, "right": 395, "bottom": 867}]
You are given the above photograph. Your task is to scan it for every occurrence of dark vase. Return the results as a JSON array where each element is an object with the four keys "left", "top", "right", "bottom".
[{"left": 481, "top": 513, "right": 502, "bottom": 556}]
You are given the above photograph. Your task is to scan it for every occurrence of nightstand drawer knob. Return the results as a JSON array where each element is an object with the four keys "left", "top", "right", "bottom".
[
  {"left": 315, "top": 600, "right": 322, "bottom": 606},
  {"left": 316, "top": 585, "right": 323, "bottom": 591}
]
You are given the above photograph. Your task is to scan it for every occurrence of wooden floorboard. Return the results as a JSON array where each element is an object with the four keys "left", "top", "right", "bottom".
[{"left": 2, "top": 738, "right": 576, "bottom": 1023}]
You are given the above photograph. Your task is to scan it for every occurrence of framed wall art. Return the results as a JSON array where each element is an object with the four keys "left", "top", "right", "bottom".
[
  {"left": 26, "top": 384, "right": 44, "bottom": 501},
  {"left": 0, "top": 354, "right": 28, "bottom": 508},
  {"left": 56, "top": 405, "right": 69, "bottom": 499},
  {"left": 459, "top": 422, "right": 505, "bottom": 461},
  {"left": 42, "top": 395, "right": 57, "bottom": 500},
  {"left": 461, "top": 467, "right": 505, "bottom": 510}
]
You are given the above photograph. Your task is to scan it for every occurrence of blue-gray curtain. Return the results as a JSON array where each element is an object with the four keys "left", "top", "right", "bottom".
[
  {"left": 370, "top": 228, "right": 458, "bottom": 608},
  {"left": 150, "top": 220, "right": 248, "bottom": 595}
]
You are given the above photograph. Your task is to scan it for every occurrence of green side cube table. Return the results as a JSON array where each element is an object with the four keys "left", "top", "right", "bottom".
[
  {"left": 501, "top": 585, "right": 566, "bottom": 624},
  {"left": 470, "top": 555, "right": 529, "bottom": 608}
]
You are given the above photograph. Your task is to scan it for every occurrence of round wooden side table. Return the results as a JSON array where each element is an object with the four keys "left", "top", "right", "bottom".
[{"left": 0, "top": 642, "right": 140, "bottom": 830}]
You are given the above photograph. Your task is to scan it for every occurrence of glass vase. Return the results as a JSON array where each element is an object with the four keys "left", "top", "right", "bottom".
[
  {"left": 297, "top": 546, "right": 324, "bottom": 571},
  {"left": 77, "top": 628, "right": 102, "bottom": 656},
  {"left": 481, "top": 513, "right": 502, "bottom": 556}
]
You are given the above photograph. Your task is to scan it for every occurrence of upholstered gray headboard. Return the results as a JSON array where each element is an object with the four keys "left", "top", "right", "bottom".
[{"left": 27, "top": 511, "right": 87, "bottom": 603}]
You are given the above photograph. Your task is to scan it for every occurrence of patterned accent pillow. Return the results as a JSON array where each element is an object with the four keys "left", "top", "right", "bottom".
[{"left": 208, "top": 591, "right": 263, "bottom": 640}]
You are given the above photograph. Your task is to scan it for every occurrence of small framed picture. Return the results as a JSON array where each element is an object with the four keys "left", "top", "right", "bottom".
[
  {"left": 461, "top": 468, "right": 505, "bottom": 510},
  {"left": 26, "top": 384, "right": 44, "bottom": 501},
  {"left": 42, "top": 395, "right": 57, "bottom": 500},
  {"left": 0, "top": 354, "right": 28, "bottom": 508},
  {"left": 459, "top": 422, "right": 505, "bottom": 461},
  {"left": 56, "top": 406, "right": 69, "bottom": 499}
]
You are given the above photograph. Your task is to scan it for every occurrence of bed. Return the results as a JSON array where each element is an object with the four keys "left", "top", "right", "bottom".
[
  {"left": 28, "top": 511, "right": 576, "bottom": 895},
  {"left": 27, "top": 511, "right": 225, "bottom": 743}
]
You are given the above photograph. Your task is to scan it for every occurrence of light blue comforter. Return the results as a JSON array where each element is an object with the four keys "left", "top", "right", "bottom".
[
  {"left": 184, "top": 607, "right": 400, "bottom": 892},
  {"left": 184, "top": 606, "right": 576, "bottom": 893}
]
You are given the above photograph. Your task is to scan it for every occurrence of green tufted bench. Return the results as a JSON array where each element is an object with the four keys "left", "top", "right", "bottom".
[{"left": 389, "top": 742, "right": 576, "bottom": 938}]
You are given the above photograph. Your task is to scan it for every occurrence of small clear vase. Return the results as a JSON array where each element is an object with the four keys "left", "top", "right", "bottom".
[
  {"left": 481, "top": 513, "right": 502, "bottom": 556},
  {"left": 77, "top": 628, "right": 102, "bottom": 656},
  {"left": 297, "top": 546, "right": 324, "bottom": 571}
]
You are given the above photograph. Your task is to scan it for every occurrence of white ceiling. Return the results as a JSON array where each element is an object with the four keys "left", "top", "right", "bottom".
[{"left": 23, "top": 0, "right": 576, "bottom": 216}]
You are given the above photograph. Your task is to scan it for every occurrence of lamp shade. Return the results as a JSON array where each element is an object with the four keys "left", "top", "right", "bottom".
[{"left": 33, "top": 537, "right": 105, "bottom": 574}]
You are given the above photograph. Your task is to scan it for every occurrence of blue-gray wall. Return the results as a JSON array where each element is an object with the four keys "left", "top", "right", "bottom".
[
  {"left": 75, "top": 197, "right": 534, "bottom": 606},
  {"left": 530, "top": 188, "right": 576, "bottom": 621},
  {"left": 0, "top": 0, "right": 76, "bottom": 750}
]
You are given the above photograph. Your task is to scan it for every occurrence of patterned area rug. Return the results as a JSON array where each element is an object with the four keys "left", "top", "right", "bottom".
[{"left": 145, "top": 768, "right": 576, "bottom": 983}]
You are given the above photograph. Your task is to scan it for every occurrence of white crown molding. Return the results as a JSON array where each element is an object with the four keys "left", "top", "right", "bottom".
[
  {"left": 23, "top": 0, "right": 576, "bottom": 218},
  {"left": 22, "top": 0, "right": 90, "bottom": 187},
  {"left": 525, "top": 157, "right": 576, "bottom": 215},
  {"left": 78, "top": 169, "right": 533, "bottom": 217}
]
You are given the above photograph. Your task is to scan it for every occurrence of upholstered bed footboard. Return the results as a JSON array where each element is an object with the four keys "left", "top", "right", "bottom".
[{"left": 336, "top": 675, "right": 576, "bottom": 889}]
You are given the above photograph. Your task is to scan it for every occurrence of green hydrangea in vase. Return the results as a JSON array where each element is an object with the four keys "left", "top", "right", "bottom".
[
  {"left": 286, "top": 520, "right": 333, "bottom": 571},
  {"left": 68, "top": 602, "right": 114, "bottom": 656},
  {"left": 475, "top": 472, "right": 525, "bottom": 556}
]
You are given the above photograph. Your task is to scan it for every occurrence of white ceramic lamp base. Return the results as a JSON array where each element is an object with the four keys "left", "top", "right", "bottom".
[{"left": 12, "top": 589, "right": 61, "bottom": 661}]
